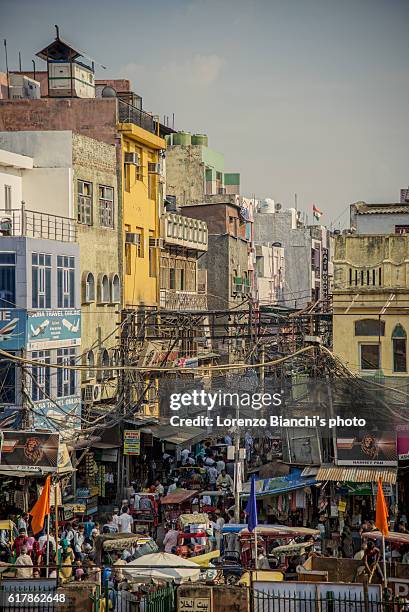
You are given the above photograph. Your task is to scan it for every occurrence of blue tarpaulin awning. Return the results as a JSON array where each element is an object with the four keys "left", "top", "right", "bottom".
[{"left": 240, "top": 468, "right": 320, "bottom": 498}]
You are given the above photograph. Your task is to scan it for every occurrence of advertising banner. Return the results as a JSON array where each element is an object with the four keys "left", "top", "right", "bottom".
[
  {"left": 397, "top": 425, "right": 409, "bottom": 460},
  {"left": 0, "top": 309, "right": 26, "bottom": 350},
  {"left": 0, "top": 431, "right": 60, "bottom": 472},
  {"left": 123, "top": 430, "right": 141, "bottom": 455},
  {"left": 32, "top": 396, "right": 81, "bottom": 433},
  {"left": 335, "top": 428, "right": 397, "bottom": 466},
  {"left": 26, "top": 308, "right": 81, "bottom": 350}
]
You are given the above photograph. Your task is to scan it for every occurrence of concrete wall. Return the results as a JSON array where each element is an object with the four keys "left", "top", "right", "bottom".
[
  {"left": 0, "top": 98, "right": 118, "bottom": 146},
  {"left": 166, "top": 145, "right": 205, "bottom": 206},
  {"left": 254, "top": 210, "right": 312, "bottom": 308},
  {"left": 353, "top": 212, "right": 409, "bottom": 235}
]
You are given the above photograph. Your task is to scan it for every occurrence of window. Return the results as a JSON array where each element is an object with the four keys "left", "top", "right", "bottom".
[
  {"left": 78, "top": 180, "right": 93, "bottom": 225},
  {"left": 57, "top": 348, "right": 76, "bottom": 397},
  {"left": 31, "top": 350, "right": 51, "bottom": 401},
  {"left": 98, "top": 274, "right": 110, "bottom": 304},
  {"left": 393, "top": 324, "right": 407, "bottom": 373},
  {"left": 125, "top": 243, "right": 132, "bottom": 275},
  {"left": 149, "top": 232, "right": 156, "bottom": 278},
  {"left": 169, "top": 268, "right": 176, "bottom": 290},
  {"left": 4, "top": 185, "right": 12, "bottom": 211},
  {"left": 99, "top": 185, "right": 114, "bottom": 228},
  {"left": 160, "top": 256, "right": 169, "bottom": 289},
  {"left": 32, "top": 253, "right": 51, "bottom": 309},
  {"left": 0, "top": 355, "right": 16, "bottom": 404},
  {"left": 355, "top": 319, "right": 385, "bottom": 336},
  {"left": 360, "top": 344, "right": 380, "bottom": 370},
  {"left": 98, "top": 348, "right": 110, "bottom": 381},
  {"left": 0, "top": 252, "right": 16, "bottom": 308},
  {"left": 86, "top": 350, "right": 95, "bottom": 379},
  {"left": 111, "top": 274, "right": 120, "bottom": 303},
  {"left": 148, "top": 169, "right": 156, "bottom": 201},
  {"left": 83, "top": 272, "right": 95, "bottom": 303},
  {"left": 57, "top": 256, "right": 75, "bottom": 308}
]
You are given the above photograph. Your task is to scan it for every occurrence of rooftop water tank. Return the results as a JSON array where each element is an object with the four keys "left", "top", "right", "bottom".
[
  {"left": 173, "top": 131, "right": 191, "bottom": 146},
  {"left": 259, "top": 198, "right": 275, "bottom": 213},
  {"left": 191, "top": 134, "right": 208, "bottom": 146}
]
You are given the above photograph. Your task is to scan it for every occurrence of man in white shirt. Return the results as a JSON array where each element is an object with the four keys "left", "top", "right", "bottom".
[
  {"left": 38, "top": 533, "right": 56, "bottom": 554},
  {"left": 207, "top": 465, "right": 218, "bottom": 489},
  {"left": 15, "top": 547, "right": 33, "bottom": 579},
  {"left": 167, "top": 478, "right": 179, "bottom": 495},
  {"left": 117, "top": 506, "right": 134, "bottom": 534},
  {"left": 180, "top": 448, "right": 190, "bottom": 465},
  {"left": 155, "top": 479, "right": 164, "bottom": 497}
]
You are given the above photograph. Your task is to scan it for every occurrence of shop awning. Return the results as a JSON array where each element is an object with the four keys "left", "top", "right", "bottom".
[
  {"left": 316, "top": 465, "right": 397, "bottom": 484},
  {"left": 148, "top": 424, "right": 207, "bottom": 447},
  {"left": 241, "top": 469, "right": 320, "bottom": 498}
]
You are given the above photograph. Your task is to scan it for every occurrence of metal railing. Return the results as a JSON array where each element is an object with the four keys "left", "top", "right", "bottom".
[
  {"left": 0, "top": 206, "right": 77, "bottom": 242},
  {"left": 160, "top": 289, "right": 207, "bottom": 311},
  {"left": 118, "top": 98, "right": 157, "bottom": 135}
]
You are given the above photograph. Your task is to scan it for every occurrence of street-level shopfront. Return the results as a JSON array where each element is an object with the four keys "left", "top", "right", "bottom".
[{"left": 241, "top": 469, "right": 321, "bottom": 526}]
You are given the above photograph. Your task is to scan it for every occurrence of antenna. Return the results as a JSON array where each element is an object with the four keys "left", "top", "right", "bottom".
[
  {"left": 32, "top": 59, "right": 36, "bottom": 80},
  {"left": 294, "top": 193, "right": 298, "bottom": 211},
  {"left": 18, "top": 51, "right": 22, "bottom": 72},
  {"left": 3, "top": 39, "right": 9, "bottom": 99},
  {"left": 55, "top": 25, "right": 60, "bottom": 39}
]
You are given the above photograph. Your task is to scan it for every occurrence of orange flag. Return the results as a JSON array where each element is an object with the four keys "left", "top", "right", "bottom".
[
  {"left": 29, "top": 475, "right": 51, "bottom": 535},
  {"left": 375, "top": 478, "right": 389, "bottom": 537}
]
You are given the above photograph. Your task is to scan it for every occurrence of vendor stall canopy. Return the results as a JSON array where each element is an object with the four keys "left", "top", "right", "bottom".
[{"left": 316, "top": 465, "right": 397, "bottom": 484}]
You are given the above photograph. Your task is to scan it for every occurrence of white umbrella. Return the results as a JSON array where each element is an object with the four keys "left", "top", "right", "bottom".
[{"left": 123, "top": 552, "right": 201, "bottom": 583}]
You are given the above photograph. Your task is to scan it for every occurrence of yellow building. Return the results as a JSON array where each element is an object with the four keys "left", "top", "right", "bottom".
[
  {"left": 333, "top": 234, "right": 409, "bottom": 376},
  {"left": 118, "top": 122, "right": 166, "bottom": 308}
]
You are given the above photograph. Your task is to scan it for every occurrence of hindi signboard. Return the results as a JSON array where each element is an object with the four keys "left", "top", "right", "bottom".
[{"left": 123, "top": 430, "right": 141, "bottom": 455}]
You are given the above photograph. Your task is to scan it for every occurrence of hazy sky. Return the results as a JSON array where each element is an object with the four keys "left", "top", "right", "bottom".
[{"left": 1, "top": 0, "right": 409, "bottom": 225}]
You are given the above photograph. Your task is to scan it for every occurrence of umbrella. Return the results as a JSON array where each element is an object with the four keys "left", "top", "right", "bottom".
[{"left": 123, "top": 552, "right": 201, "bottom": 583}]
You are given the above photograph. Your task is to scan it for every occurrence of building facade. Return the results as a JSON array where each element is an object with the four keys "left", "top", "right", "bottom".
[
  {"left": 333, "top": 234, "right": 409, "bottom": 378},
  {"left": 0, "top": 131, "right": 121, "bottom": 403},
  {"left": 255, "top": 243, "right": 285, "bottom": 305},
  {"left": 0, "top": 147, "right": 81, "bottom": 434}
]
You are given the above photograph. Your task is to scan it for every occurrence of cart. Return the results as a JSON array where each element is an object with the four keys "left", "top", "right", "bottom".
[
  {"left": 130, "top": 492, "right": 159, "bottom": 539},
  {"left": 161, "top": 489, "right": 198, "bottom": 527},
  {"left": 176, "top": 513, "right": 211, "bottom": 558},
  {"left": 94, "top": 530, "right": 156, "bottom": 565},
  {"left": 198, "top": 490, "right": 229, "bottom": 514}
]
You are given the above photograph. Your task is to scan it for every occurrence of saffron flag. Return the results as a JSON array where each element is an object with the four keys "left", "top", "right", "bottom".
[
  {"left": 313, "top": 204, "right": 323, "bottom": 221},
  {"left": 375, "top": 478, "right": 389, "bottom": 537},
  {"left": 30, "top": 474, "right": 51, "bottom": 535},
  {"left": 245, "top": 475, "right": 258, "bottom": 533}
]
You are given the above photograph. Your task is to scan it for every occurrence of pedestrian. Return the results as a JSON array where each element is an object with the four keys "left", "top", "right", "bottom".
[
  {"left": 216, "top": 469, "right": 233, "bottom": 492},
  {"left": 17, "top": 513, "right": 29, "bottom": 533},
  {"left": 163, "top": 526, "right": 179, "bottom": 553},
  {"left": 15, "top": 546, "right": 33, "bottom": 579},
  {"left": 154, "top": 478, "right": 164, "bottom": 497},
  {"left": 216, "top": 455, "right": 226, "bottom": 474},
  {"left": 180, "top": 448, "right": 190, "bottom": 465},
  {"left": 117, "top": 506, "right": 134, "bottom": 534},
  {"left": 73, "top": 524, "right": 86, "bottom": 560},
  {"left": 167, "top": 478, "right": 179, "bottom": 495},
  {"left": 12, "top": 528, "right": 29, "bottom": 558},
  {"left": 206, "top": 464, "right": 218, "bottom": 490}
]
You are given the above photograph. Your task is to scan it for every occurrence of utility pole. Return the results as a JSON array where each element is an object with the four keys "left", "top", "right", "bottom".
[{"left": 234, "top": 398, "right": 241, "bottom": 523}]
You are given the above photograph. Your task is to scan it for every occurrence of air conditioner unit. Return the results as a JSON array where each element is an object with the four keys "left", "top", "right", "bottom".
[
  {"left": 82, "top": 383, "right": 102, "bottom": 403},
  {"left": 125, "top": 232, "right": 141, "bottom": 245},
  {"left": 124, "top": 152, "right": 141, "bottom": 165},
  {"left": 148, "top": 162, "right": 161, "bottom": 174},
  {"left": 149, "top": 237, "right": 164, "bottom": 249}
]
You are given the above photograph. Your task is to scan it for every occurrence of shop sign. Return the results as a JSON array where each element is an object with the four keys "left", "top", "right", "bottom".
[
  {"left": 335, "top": 428, "right": 397, "bottom": 466},
  {"left": 27, "top": 309, "right": 81, "bottom": 350},
  {"left": 32, "top": 396, "right": 81, "bottom": 433},
  {"left": 343, "top": 482, "right": 372, "bottom": 496},
  {"left": 387, "top": 578, "right": 409, "bottom": 598},
  {"left": 124, "top": 430, "right": 141, "bottom": 455},
  {"left": 0, "top": 431, "right": 59, "bottom": 472},
  {"left": 178, "top": 598, "right": 211, "bottom": 611},
  {"left": 322, "top": 248, "right": 329, "bottom": 299},
  {"left": 0, "top": 308, "right": 26, "bottom": 350},
  {"left": 338, "top": 500, "right": 346, "bottom": 512},
  {"left": 64, "top": 503, "right": 86, "bottom": 514}
]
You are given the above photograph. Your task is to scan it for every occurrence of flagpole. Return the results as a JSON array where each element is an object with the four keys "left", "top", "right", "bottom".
[
  {"left": 382, "top": 534, "right": 387, "bottom": 588},
  {"left": 54, "top": 481, "right": 59, "bottom": 575},
  {"left": 46, "top": 514, "right": 50, "bottom": 578},
  {"left": 254, "top": 526, "right": 258, "bottom": 578}
]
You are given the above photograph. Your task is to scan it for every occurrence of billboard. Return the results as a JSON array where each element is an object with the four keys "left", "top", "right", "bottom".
[
  {"left": 336, "top": 428, "right": 397, "bottom": 466},
  {"left": 397, "top": 425, "right": 409, "bottom": 460},
  {"left": 123, "top": 430, "right": 141, "bottom": 455},
  {"left": 0, "top": 309, "right": 26, "bottom": 350},
  {"left": 32, "top": 396, "right": 81, "bottom": 433},
  {"left": 27, "top": 309, "right": 81, "bottom": 350},
  {"left": 0, "top": 431, "right": 60, "bottom": 472}
]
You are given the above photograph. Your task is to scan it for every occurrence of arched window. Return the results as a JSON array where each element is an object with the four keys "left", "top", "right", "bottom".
[
  {"left": 98, "top": 274, "right": 110, "bottom": 304},
  {"left": 82, "top": 271, "right": 95, "bottom": 303},
  {"left": 86, "top": 350, "right": 95, "bottom": 379},
  {"left": 393, "top": 324, "right": 407, "bottom": 373},
  {"left": 111, "top": 274, "right": 121, "bottom": 304},
  {"left": 98, "top": 348, "right": 110, "bottom": 381},
  {"left": 355, "top": 319, "right": 385, "bottom": 336}
]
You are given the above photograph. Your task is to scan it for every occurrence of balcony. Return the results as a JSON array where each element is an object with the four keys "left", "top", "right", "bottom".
[
  {"left": 0, "top": 207, "right": 77, "bottom": 242},
  {"left": 160, "top": 289, "right": 207, "bottom": 311},
  {"left": 162, "top": 213, "right": 208, "bottom": 251},
  {"left": 117, "top": 99, "right": 157, "bottom": 135}
]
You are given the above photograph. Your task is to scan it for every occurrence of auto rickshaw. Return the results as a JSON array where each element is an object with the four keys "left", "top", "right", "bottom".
[
  {"left": 175, "top": 513, "right": 211, "bottom": 558},
  {"left": 130, "top": 492, "right": 159, "bottom": 539},
  {"left": 161, "top": 489, "right": 198, "bottom": 526}
]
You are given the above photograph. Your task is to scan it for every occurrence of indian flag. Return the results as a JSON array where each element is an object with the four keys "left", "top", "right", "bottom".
[{"left": 313, "top": 204, "right": 323, "bottom": 221}]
